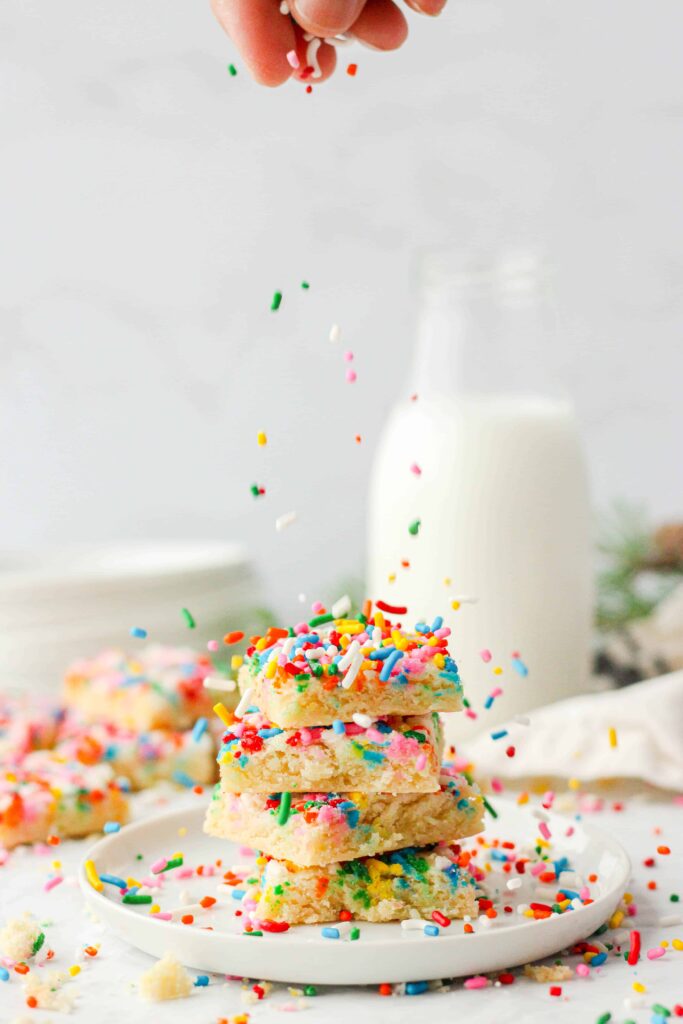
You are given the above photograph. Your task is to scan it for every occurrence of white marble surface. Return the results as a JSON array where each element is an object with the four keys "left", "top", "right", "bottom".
[
  {"left": 2, "top": 1, "right": 683, "bottom": 619},
  {"left": 1, "top": 791, "right": 682, "bottom": 1022}
]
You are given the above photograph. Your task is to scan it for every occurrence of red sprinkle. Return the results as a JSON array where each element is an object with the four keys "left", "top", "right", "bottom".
[
  {"left": 375, "top": 600, "right": 408, "bottom": 615},
  {"left": 431, "top": 910, "right": 451, "bottom": 927},
  {"left": 26, "top": 996, "right": 38, "bottom": 1008},
  {"left": 181, "top": 915, "right": 194, "bottom": 925},
  {"left": 498, "top": 972, "right": 515, "bottom": 985},
  {"left": 347, "top": 63, "right": 358, "bottom": 77},
  {"left": 627, "top": 929, "right": 641, "bottom": 965},
  {"left": 259, "top": 919, "right": 290, "bottom": 933},
  {"left": 549, "top": 985, "right": 562, "bottom": 997},
  {"left": 378, "top": 983, "right": 392, "bottom": 996}
]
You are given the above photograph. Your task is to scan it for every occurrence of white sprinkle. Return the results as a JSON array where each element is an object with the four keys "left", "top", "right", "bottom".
[
  {"left": 531, "top": 808, "right": 550, "bottom": 822},
  {"left": 331, "top": 594, "right": 351, "bottom": 619},
  {"left": 203, "top": 676, "right": 236, "bottom": 693},
  {"left": 352, "top": 713, "right": 373, "bottom": 729},
  {"left": 506, "top": 877, "right": 523, "bottom": 891},
  {"left": 281, "top": 636, "right": 295, "bottom": 659},
  {"left": 179, "top": 890, "right": 194, "bottom": 906},
  {"left": 166, "top": 903, "right": 209, "bottom": 920},
  {"left": 305, "top": 37, "right": 322, "bottom": 79},
  {"left": 513, "top": 714, "right": 531, "bottom": 726},
  {"left": 400, "top": 918, "right": 427, "bottom": 931},
  {"left": 325, "top": 644, "right": 339, "bottom": 657},
  {"left": 279, "top": 1, "right": 289, "bottom": 13},
  {"left": 659, "top": 914, "right": 683, "bottom": 927},
  {"left": 323, "top": 34, "right": 352, "bottom": 46},
  {"left": 516, "top": 903, "right": 529, "bottom": 916},
  {"left": 329, "top": 324, "right": 341, "bottom": 343},
  {"left": 338, "top": 640, "right": 360, "bottom": 671},
  {"left": 371, "top": 626, "right": 382, "bottom": 648},
  {"left": 235, "top": 687, "right": 253, "bottom": 718},
  {"left": 341, "top": 652, "right": 363, "bottom": 690},
  {"left": 305, "top": 647, "right": 323, "bottom": 660},
  {"left": 450, "top": 595, "right": 479, "bottom": 604},
  {"left": 275, "top": 511, "right": 297, "bottom": 532}
]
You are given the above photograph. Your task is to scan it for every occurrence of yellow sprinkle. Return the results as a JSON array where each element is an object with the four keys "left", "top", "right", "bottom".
[
  {"left": 257, "top": 431, "right": 267, "bottom": 446},
  {"left": 374, "top": 612, "right": 385, "bottom": 628},
  {"left": 661, "top": 940, "right": 669, "bottom": 948},
  {"left": 672, "top": 938, "right": 683, "bottom": 950},
  {"left": 623, "top": 892, "right": 633, "bottom": 904},
  {"left": 568, "top": 777, "right": 581, "bottom": 791},
  {"left": 609, "top": 910, "right": 624, "bottom": 928},
  {"left": 517, "top": 792, "right": 529, "bottom": 805},
  {"left": 69, "top": 965, "right": 81, "bottom": 977},
  {"left": 150, "top": 904, "right": 160, "bottom": 914},
  {"left": 632, "top": 981, "right": 646, "bottom": 993},
  {"left": 231, "top": 655, "right": 244, "bottom": 671},
  {"left": 266, "top": 659, "right": 277, "bottom": 679},
  {"left": 608, "top": 727, "right": 618, "bottom": 748},
  {"left": 127, "top": 877, "right": 141, "bottom": 887},
  {"left": 387, "top": 573, "right": 396, "bottom": 583},
  {"left": 493, "top": 666, "right": 503, "bottom": 675},
  {"left": 84, "top": 859, "right": 103, "bottom": 892},
  {"left": 443, "top": 577, "right": 451, "bottom": 586},
  {"left": 339, "top": 634, "right": 350, "bottom": 650},
  {"left": 524, "top": 909, "right": 534, "bottom": 918},
  {"left": 255, "top": 638, "right": 268, "bottom": 651},
  {"left": 220, "top": 750, "right": 232, "bottom": 763},
  {"left": 178, "top": 827, "right": 187, "bottom": 837},
  {"left": 52, "top": 860, "right": 61, "bottom": 870},
  {"left": 434, "top": 653, "right": 445, "bottom": 669},
  {"left": 213, "top": 702, "right": 233, "bottom": 727},
  {"left": 256, "top": 855, "right": 268, "bottom": 866},
  {"left": 537, "top": 838, "right": 550, "bottom": 849},
  {"left": 335, "top": 620, "right": 364, "bottom": 634},
  {"left": 451, "top": 600, "right": 461, "bottom": 611}
]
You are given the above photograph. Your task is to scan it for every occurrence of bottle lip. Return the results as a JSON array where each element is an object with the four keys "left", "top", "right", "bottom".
[{"left": 417, "top": 246, "right": 551, "bottom": 299}]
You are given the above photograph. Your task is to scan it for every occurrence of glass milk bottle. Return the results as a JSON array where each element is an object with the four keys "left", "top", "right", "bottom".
[{"left": 367, "top": 249, "right": 593, "bottom": 740}]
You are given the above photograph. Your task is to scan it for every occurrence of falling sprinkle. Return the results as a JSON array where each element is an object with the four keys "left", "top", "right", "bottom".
[
  {"left": 609, "top": 727, "right": 618, "bottom": 749},
  {"left": 408, "top": 519, "right": 421, "bottom": 536},
  {"left": 181, "top": 608, "right": 196, "bottom": 629},
  {"left": 511, "top": 657, "right": 528, "bottom": 677},
  {"left": 480, "top": 649, "right": 492, "bottom": 663},
  {"left": 347, "top": 63, "right": 358, "bottom": 77},
  {"left": 228, "top": 64, "right": 237, "bottom": 76},
  {"left": 130, "top": 627, "right": 147, "bottom": 639},
  {"left": 344, "top": 350, "right": 354, "bottom": 362},
  {"left": 329, "top": 324, "right": 340, "bottom": 343},
  {"left": 250, "top": 483, "right": 265, "bottom": 498},
  {"left": 346, "top": 369, "right": 357, "bottom": 383},
  {"left": 271, "top": 291, "right": 283, "bottom": 311},
  {"left": 301, "top": 280, "right": 310, "bottom": 289},
  {"left": 410, "top": 463, "right": 422, "bottom": 476},
  {"left": 257, "top": 431, "right": 267, "bottom": 446},
  {"left": 275, "top": 511, "right": 298, "bottom": 532}
]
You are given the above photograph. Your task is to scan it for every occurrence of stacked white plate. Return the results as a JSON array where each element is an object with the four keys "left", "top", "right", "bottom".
[{"left": 0, "top": 541, "right": 262, "bottom": 694}]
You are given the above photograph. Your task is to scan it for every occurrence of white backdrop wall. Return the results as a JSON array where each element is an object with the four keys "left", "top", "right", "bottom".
[{"left": 2, "top": 0, "right": 683, "bottom": 618}]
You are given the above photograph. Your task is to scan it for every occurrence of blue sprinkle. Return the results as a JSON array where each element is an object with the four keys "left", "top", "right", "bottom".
[
  {"left": 194, "top": 975, "right": 209, "bottom": 987},
  {"left": 379, "top": 649, "right": 404, "bottom": 682},
  {"left": 490, "top": 849, "right": 509, "bottom": 862},
  {"left": 368, "top": 647, "right": 395, "bottom": 661},
  {"left": 490, "top": 729, "right": 508, "bottom": 740},
  {"left": 192, "top": 717, "right": 208, "bottom": 743},
  {"left": 374, "top": 720, "right": 393, "bottom": 734},
  {"left": 554, "top": 857, "right": 570, "bottom": 875},
  {"left": 423, "top": 924, "right": 440, "bottom": 937},
  {"left": 406, "top": 981, "right": 429, "bottom": 995},
  {"left": 231, "top": 888, "right": 245, "bottom": 900},
  {"left": 130, "top": 626, "right": 148, "bottom": 639},
  {"left": 322, "top": 927, "right": 340, "bottom": 939},
  {"left": 431, "top": 616, "right": 443, "bottom": 632},
  {"left": 239, "top": 755, "right": 249, "bottom": 768},
  {"left": 590, "top": 952, "right": 607, "bottom": 966},
  {"left": 512, "top": 657, "right": 528, "bottom": 677},
  {"left": 100, "top": 873, "right": 127, "bottom": 888},
  {"left": 258, "top": 727, "right": 283, "bottom": 739},
  {"left": 559, "top": 888, "right": 579, "bottom": 900},
  {"left": 125, "top": 886, "right": 139, "bottom": 896},
  {"left": 332, "top": 720, "right": 346, "bottom": 735},
  {"left": 414, "top": 622, "right": 429, "bottom": 634},
  {"left": 103, "top": 821, "right": 121, "bottom": 834},
  {"left": 0, "top": 966, "right": 9, "bottom": 981},
  {"left": 173, "top": 770, "right": 196, "bottom": 788},
  {"left": 483, "top": 695, "right": 494, "bottom": 709},
  {"left": 363, "top": 750, "right": 385, "bottom": 763}
]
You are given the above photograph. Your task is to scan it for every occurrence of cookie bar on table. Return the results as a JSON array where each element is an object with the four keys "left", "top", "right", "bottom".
[
  {"left": 239, "top": 615, "right": 462, "bottom": 728},
  {"left": 205, "top": 773, "right": 483, "bottom": 866},
  {"left": 63, "top": 645, "right": 214, "bottom": 731},
  {"left": 245, "top": 844, "right": 479, "bottom": 924},
  {"left": 0, "top": 695, "right": 62, "bottom": 764},
  {"left": 55, "top": 720, "right": 216, "bottom": 790},
  {"left": 217, "top": 712, "right": 444, "bottom": 793},
  {"left": 0, "top": 751, "right": 129, "bottom": 849}
]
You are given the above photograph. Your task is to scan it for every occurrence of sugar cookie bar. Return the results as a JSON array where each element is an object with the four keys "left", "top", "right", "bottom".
[
  {"left": 0, "top": 695, "right": 62, "bottom": 764},
  {"left": 240, "top": 616, "right": 462, "bottom": 728},
  {"left": 55, "top": 720, "right": 216, "bottom": 790},
  {"left": 205, "top": 773, "right": 483, "bottom": 865},
  {"left": 217, "top": 712, "right": 443, "bottom": 794},
  {"left": 246, "top": 844, "right": 479, "bottom": 924},
  {"left": 63, "top": 645, "right": 215, "bottom": 731},
  {"left": 0, "top": 752, "right": 129, "bottom": 849}
]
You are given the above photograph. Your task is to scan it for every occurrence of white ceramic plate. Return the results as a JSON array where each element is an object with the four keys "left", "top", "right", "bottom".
[{"left": 79, "top": 799, "right": 630, "bottom": 985}]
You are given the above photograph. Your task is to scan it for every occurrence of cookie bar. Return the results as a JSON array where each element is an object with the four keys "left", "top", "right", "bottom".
[
  {"left": 63, "top": 645, "right": 214, "bottom": 731},
  {"left": 0, "top": 751, "right": 129, "bottom": 849},
  {"left": 217, "top": 712, "right": 444, "bottom": 794},
  {"left": 205, "top": 773, "right": 483, "bottom": 865},
  {"left": 55, "top": 720, "right": 216, "bottom": 790},
  {"left": 240, "top": 616, "right": 462, "bottom": 728},
  {"left": 245, "top": 844, "right": 479, "bottom": 924},
  {"left": 0, "top": 695, "right": 62, "bottom": 764}
]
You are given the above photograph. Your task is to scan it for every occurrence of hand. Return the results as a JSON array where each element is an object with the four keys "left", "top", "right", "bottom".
[{"left": 211, "top": 0, "right": 447, "bottom": 87}]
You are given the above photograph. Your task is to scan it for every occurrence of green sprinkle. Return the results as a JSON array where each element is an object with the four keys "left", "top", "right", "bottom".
[
  {"left": 181, "top": 607, "right": 196, "bottom": 629},
  {"left": 294, "top": 673, "right": 310, "bottom": 681},
  {"left": 408, "top": 519, "right": 421, "bottom": 536},
  {"left": 245, "top": 930, "right": 263, "bottom": 937},
  {"left": 309, "top": 613, "right": 334, "bottom": 628},
  {"left": 652, "top": 1006, "right": 671, "bottom": 1018},
  {"left": 274, "top": 885, "right": 284, "bottom": 895},
  {"left": 250, "top": 484, "right": 260, "bottom": 497},
  {"left": 301, "top": 281, "right": 310, "bottom": 290},
  {"left": 228, "top": 63, "right": 237, "bottom": 76},
  {"left": 32, "top": 933, "right": 45, "bottom": 954},
  {"left": 350, "top": 927, "right": 360, "bottom": 940},
  {"left": 160, "top": 856, "right": 183, "bottom": 872},
  {"left": 271, "top": 291, "right": 282, "bottom": 311},
  {"left": 278, "top": 791, "right": 292, "bottom": 825},
  {"left": 670, "top": 893, "right": 680, "bottom": 902},
  {"left": 482, "top": 796, "right": 498, "bottom": 819},
  {"left": 122, "top": 894, "right": 153, "bottom": 905},
  {"left": 304, "top": 985, "right": 317, "bottom": 996},
  {"left": 595, "top": 1014, "right": 612, "bottom": 1024},
  {"left": 136, "top": 854, "right": 143, "bottom": 860}
]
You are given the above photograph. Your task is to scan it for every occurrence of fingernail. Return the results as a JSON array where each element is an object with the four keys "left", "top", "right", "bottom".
[{"left": 293, "top": 0, "right": 357, "bottom": 31}]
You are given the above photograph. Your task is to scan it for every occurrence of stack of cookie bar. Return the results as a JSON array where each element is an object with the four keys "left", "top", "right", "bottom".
[{"left": 205, "top": 602, "right": 484, "bottom": 927}]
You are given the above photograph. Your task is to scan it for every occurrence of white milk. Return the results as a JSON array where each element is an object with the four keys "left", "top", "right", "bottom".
[{"left": 367, "top": 252, "right": 593, "bottom": 741}]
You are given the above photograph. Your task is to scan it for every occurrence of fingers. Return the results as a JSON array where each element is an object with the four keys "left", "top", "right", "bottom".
[
  {"left": 289, "top": 0, "right": 366, "bottom": 36},
  {"left": 349, "top": 0, "right": 408, "bottom": 50},
  {"left": 291, "top": 23, "right": 338, "bottom": 83},
  {"left": 211, "top": 0, "right": 296, "bottom": 87},
  {"left": 403, "top": 0, "right": 446, "bottom": 15}
]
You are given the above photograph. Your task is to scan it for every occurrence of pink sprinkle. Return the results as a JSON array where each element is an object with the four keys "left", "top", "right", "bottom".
[
  {"left": 538, "top": 821, "right": 551, "bottom": 841},
  {"left": 542, "top": 791, "right": 555, "bottom": 808},
  {"left": 175, "top": 867, "right": 195, "bottom": 880},
  {"left": 579, "top": 886, "right": 590, "bottom": 900},
  {"left": 489, "top": 686, "right": 503, "bottom": 699},
  {"left": 434, "top": 627, "right": 451, "bottom": 639},
  {"left": 410, "top": 463, "right": 422, "bottom": 475},
  {"left": 464, "top": 976, "right": 489, "bottom": 990},
  {"left": 207, "top": 640, "right": 219, "bottom": 652},
  {"left": 311, "top": 601, "right": 324, "bottom": 613},
  {"left": 416, "top": 754, "right": 426, "bottom": 771},
  {"left": 343, "top": 350, "right": 354, "bottom": 362},
  {"left": 647, "top": 947, "right": 665, "bottom": 960},
  {"left": 366, "top": 728, "right": 385, "bottom": 744},
  {"left": 465, "top": 708, "right": 478, "bottom": 720},
  {"left": 44, "top": 875, "right": 63, "bottom": 892},
  {"left": 480, "top": 649, "right": 492, "bottom": 663},
  {"left": 239, "top": 846, "right": 254, "bottom": 857},
  {"left": 294, "top": 621, "right": 309, "bottom": 634},
  {"left": 491, "top": 777, "right": 503, "bottom": 793},
  {"left": 150, "top": 857, "right": 168, "bottom": 874},
  {"left": 565, "top": 826, "right": 575, "bottom": 837},
  {"left": 346, "top": 369, "right": 357, "bottom": 383},
  {"left": 286, "top": 49, "right": 300, "bottom": 68},
  {"left": 575, "top": 963, "right": 590, "bottom": 977},
  {"left": 627, "top": 902, "right": 638, "bottom": 916},
  {"left": 151, "top": 912, "right": 173, "bottom": 921},
  {"left": 531, "top": 862, "right": 546, "bottom": 877}
]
